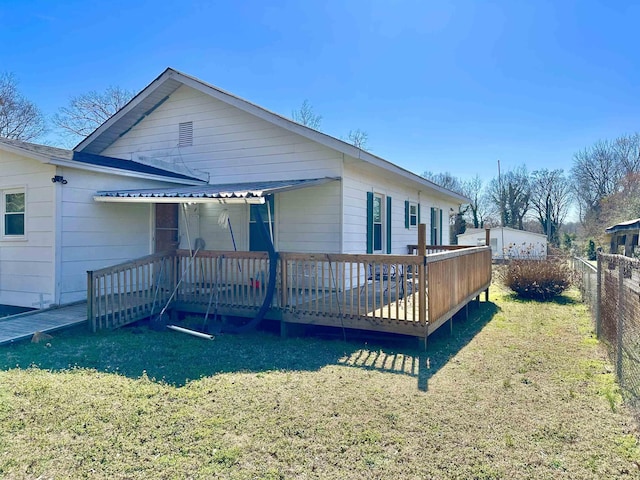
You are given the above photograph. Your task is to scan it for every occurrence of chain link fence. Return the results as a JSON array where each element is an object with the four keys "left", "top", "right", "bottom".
[{"left": 574, "top": 253, "right": 640, "bottom": 414}]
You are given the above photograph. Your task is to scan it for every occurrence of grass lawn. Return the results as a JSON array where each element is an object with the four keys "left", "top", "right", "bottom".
[{"left": 1, "top": 286, "right": 639, "bottom": 479}]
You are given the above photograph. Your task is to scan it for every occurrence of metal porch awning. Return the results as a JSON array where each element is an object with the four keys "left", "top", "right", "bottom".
[
  {"left": 94, "top": 177, "right": 339, "bottom": 204},
  {"left": 605, "top": 218, "right": 640, "bottom": 234}
]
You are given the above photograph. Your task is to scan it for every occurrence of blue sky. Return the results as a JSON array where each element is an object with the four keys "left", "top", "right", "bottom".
[{"left": 1, "top": 0, "right": 639, "bottom": 184}]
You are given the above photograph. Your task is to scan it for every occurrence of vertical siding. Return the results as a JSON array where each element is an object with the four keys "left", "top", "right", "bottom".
[
  {"left": 57, "top": 169, "right": 172, "bottom": 304},
  {"left": 100, "top": 85, "right": 343, "bottom": 183},
  {"left": 0, "top": 150, "right": 56, "bottom": 308}
]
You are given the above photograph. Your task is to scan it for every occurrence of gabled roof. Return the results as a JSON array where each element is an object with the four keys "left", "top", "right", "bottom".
[
  {"left": 94, "top": 178, "right": 339, "bottom": 204},
  {"left": 605, "top": 218, "right": 640, "bottom": 234},
  {"left": 76, "top": 67, "right": 468, "bottom": 204},
  {"left": 0, "top": 137, "right": 206, "bottom": 183}
]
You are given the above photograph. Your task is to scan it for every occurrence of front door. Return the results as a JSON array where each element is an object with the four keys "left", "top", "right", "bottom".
[{"left": 155, "top": 203, "right": 179, "bottom": 252}]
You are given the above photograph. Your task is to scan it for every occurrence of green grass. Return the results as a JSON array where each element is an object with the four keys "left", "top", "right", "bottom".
[{"left": 1, "top": 287, "right": 639, "bottom": 479}]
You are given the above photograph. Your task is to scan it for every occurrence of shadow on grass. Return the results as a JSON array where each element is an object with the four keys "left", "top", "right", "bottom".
[{"left": 0, "top": 301, "right": 499, "bottom": 391}]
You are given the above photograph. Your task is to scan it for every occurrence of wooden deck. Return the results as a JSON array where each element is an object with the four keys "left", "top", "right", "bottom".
[
  {"left": 87, "top": 233, "right": 492, "bottom": 345},
  {"left": 0, "top": 302, "right": 87, "bottom": 346}
]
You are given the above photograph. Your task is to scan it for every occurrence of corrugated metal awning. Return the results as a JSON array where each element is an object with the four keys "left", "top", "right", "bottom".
[
  {"left": 94, "top": 178, "right": 339, "bottom": 204},
  {"left": 605, "top": 218, "right": 640, "bottom": 234}
]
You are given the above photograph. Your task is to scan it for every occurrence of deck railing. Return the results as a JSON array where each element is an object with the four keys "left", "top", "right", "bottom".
[
  {"left": 88, "top": 244, "right": 492, "bottom": 338},
  {"left": 87, "top": 252, "right": 174, "bottom": 331},
  {"left": 426, "top": 247, "right": 492, "bottom": 332}
]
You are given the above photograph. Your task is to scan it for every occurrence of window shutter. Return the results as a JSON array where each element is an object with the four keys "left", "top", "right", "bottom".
[
  {"left": 405, "top": 201, "right": 410, "bottom": 229},
  {"left": 430, "top": 207, "right": 436, "bottom": 244},
  {"left": 439, "top": 208, "right": 443, "bottom": 245},
  {"left": 418, "top": 204, "right": 421, "bottom": 225},
  {"left": 366, "top": 192, "right": 373, "bottom": 254},
  {"left": 386, "top": 196, "right": 392, "bottom": 254}
]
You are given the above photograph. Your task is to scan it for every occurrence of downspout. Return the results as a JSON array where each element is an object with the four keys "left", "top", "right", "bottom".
[{"left": 54, "top": 167, "right": 64, "bottom": 306}]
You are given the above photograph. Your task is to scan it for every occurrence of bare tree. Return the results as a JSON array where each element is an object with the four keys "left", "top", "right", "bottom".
[
  {"left": 487, "top": 165, "right": 531, "bottom": 230},
  {"left": 0, "top": 72, "right": 46, "bottom": 141},
  {"left": 348, "top": 128, "right": 369, "bottom": 150},
  {"left": 53, "top": 85, "right": 134, "bottom": 146},
  {"left": 571, "top": 140, "right": 622, "bottom": 222},
  {"left": 422, "top": 171, "right": 465, "bottom": 195},
  {"left": 462, "top": 175, "right": 486, "bottom": 228},
  {"left": 529, "top": 169, "right": 572, "bottom": 246},
  {"left": 291, "top": 99, "right": 322, "bottom": 130}
]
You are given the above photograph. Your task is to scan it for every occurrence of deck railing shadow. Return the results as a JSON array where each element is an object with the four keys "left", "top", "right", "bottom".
[
  {"left": 335, "top": 300, "right": 499, "bottom": 390},
  {"left": 1, "top": 300, "right": 498, "bottom": 390}
]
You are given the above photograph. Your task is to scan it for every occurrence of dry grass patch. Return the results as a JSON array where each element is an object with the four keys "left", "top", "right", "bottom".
[{"left": 0, "top": 287, "right": 638, "bottom": 479}]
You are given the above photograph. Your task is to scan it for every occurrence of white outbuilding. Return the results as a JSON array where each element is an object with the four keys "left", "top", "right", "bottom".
[{"left": 457, "top": 227, "right": 547, "bottom": 259}]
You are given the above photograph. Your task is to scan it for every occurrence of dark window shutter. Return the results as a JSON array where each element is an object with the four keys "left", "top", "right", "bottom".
[
  {"left": 430, "top": 207, "right": 436, "bottom": 244},
  {"left": 366, "top": 192, "right": 373, "bottom": 254},
  {"left": 439, "top": 208, "right": 443, "bottom": 245},
  {"left": 386, "top": 196, "right": 392, "bottom": 254},
  {"left": 418, "top": 204, "right": 421, "bottom": 225},
  {"left": 405, "top": 201, "right": 410, "bottom": 229}
]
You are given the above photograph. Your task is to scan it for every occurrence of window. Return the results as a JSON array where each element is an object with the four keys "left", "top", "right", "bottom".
[
  {"left": 373, "top": 194, "right": 383, "bottom": 252},
  {"left": 430, "top": 207, "right": 442, "bottom": 245},
  {"left": 405, "top": 201, "right": 419, "bottom": 228},
  {"left": 249, "top": 195, "right": 275, "bottom": 251},
  {"left": 3, "top": 190, "right": 25, "bottom": 237},
  {"left": 367, "top": 192, "right": 392, "bottom": 254}
]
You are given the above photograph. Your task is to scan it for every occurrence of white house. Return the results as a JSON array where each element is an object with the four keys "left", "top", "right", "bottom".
[
  {"left": 0, "top": 68, "right": 466, "bottom": 309},
  {"left": 458, "top": 227, "right": 547, "bottom": 259}
]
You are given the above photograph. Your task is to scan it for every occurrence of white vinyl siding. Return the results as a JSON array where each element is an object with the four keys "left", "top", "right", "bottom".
[
  {"left": 101, "top": 85, "right": 343, "bottom": 183},
  {"left": 342, "top": 162, "right": 456, "bottom": 254},
  {"left": 278, "top": 181, "right": 341, "bottom": 253},
  {"left": 57, "top": 169, "right": 173, "bottom": 304},
  {"left": 0, "top": 150, "right": 56, "bottom": 308}
]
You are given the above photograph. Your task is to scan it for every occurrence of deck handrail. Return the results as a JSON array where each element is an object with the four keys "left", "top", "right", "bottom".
[
  {"left": 87, "top": 245, "right": 492, "bottom": 341},
  {"left": 426, "top": 245, "right": 492, "bottom": 331}
]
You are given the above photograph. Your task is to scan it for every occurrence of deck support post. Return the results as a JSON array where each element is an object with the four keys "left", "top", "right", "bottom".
[
  {"left": 418, "top": 224, "right": 427, "bottom": 329},
  {"left": 280, "top": 320, "right": 289, "bottom": 338},
  {"left": 484, "top": 288, "right": 489, "bottom": 302}
]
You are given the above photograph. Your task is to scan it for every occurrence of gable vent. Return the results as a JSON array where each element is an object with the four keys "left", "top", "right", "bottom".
[{"left": 178, "top": 121, "right": 193, "bottom": 147}]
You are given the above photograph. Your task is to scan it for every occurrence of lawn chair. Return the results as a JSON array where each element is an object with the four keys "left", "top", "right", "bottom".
[{"left": 360, "top": 263, "right": 396, "bottom": 296}]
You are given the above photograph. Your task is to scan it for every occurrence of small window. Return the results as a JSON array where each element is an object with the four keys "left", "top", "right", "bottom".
[
  {"left": 3, "top": 190, "right": 25, "bottom": 237},
  {"left": 178, "top": 121, "right": 193, "bottom": 147},
  {"left": 409, "top": 203, "right": 418, "bottom": 227},
  {"left": 373, "top": 194, "right": 383, "bottom": 252}
]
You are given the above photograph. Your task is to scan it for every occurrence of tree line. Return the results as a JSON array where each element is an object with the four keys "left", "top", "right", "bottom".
[
  {"left": 423, "top": 167, "right": 572, "bottom": 247},
  {"left": 425, "top": 131, "right": 640, "bottom": 249}
]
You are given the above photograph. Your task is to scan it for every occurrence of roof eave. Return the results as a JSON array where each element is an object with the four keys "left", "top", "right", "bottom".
[{"left": 48, "top": 158, "right": 207, "bottom": 185}]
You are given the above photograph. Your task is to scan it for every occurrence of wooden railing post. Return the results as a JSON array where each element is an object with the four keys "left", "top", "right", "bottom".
[
  {"left": 418, "top": 224, "right": 427, "bottom": 327},
  {"left": 87, "top": 270, "right": 95, "bottom": 332}
]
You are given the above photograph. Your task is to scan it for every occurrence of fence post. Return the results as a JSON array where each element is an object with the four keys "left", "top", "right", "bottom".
[
  {"left": 616, "top": 258, "right": 624, "bottom": 383},
  {"left": 595, "top": 253, "right": 602, "bottom": 338}
]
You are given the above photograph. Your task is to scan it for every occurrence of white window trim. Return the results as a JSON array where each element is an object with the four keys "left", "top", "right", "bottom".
[
  {"left": 1, "top": 186, "right": 27, "bottom": 241},
  {"left": 373, "top": 193, "right": 384, "bottom": 253},
  {"left": 409, "top": 201, "right": 418, "bottom": 229}
]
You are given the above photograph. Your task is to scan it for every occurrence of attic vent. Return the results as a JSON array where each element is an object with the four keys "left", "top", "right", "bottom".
[{"left": 178, "top": 121, "right": 193, "bottom": 147}]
